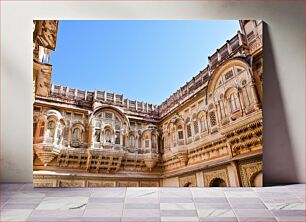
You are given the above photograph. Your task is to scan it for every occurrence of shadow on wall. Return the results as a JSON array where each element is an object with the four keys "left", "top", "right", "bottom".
[{"left": 263, "top": 22, "right": 298, "bottom": 185}]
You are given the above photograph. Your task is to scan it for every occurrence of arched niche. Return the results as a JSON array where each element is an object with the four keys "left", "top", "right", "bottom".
[
  {"left": 251, "top": 171, "right": 263, "bottom": 187},
  {"left": 45, "top": 109, "right": 65, "bottom": 146},
  {"left": 90, "top": 106, "right": 129, "bottom": 149},
  {"left": 209, "top": 178, "right": 227, "bottom": 187},
  {"left": 71, "top": 123, "right": 85, "bottom": 148},
  {"left": 207, "top": 58, "right": 252, "bottom": 100}
]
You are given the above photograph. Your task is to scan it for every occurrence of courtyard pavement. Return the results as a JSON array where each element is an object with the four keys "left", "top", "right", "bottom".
[{"left": 0, "top": 184, "right": 305, "bottom": 222}]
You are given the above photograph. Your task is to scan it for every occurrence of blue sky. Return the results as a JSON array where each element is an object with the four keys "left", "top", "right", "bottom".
[{"left": 51, "top": 20, "right": 240, "bottom": 104}]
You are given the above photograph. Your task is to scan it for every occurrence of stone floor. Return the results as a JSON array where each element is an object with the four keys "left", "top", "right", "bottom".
[{"left": 0, "top": 184, "right": 305, "bottom": 222}]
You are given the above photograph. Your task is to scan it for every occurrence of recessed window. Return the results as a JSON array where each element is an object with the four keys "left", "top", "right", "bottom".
[
  {"left": 209, "top": 112, "right": 217, "bottom": 126},
  {"left": 200, "top": 115, "right": 207, "bottom": 132},
  {"left": 177, "top": 125, "right": 184, "bottom": 140},
  {"left": 193, "top": 120, "right": 199, "bottom": 135},
  {"left": 230, "top": 93, "right": 240, "bottom": 112}
]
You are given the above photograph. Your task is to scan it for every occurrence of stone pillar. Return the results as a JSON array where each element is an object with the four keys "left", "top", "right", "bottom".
[
  {"left": 250, "top": 83, "right": 259, "bottom": 105},
  {"left": 42, "top": 121, "right": 48, "bottom": 144},
  {"left": 196, "top": 171, "right": 204, "bottom": 187},
  {"left": 66, "top": 87, "right": 69, "bottom": 97},
  {"left": 217, "top": 49, "right": 221, "bottom": 62},
  {"left": 237, "top": 31, "right": 243, "bottom": 45},
  {"left": 218, "top": 101, "right": 223, "bottom": 120},
  {"left": 225, "top": 98, "right": 231, "bottom": 115},
  {"left": 226, "top": 40, "right": 232, "bottom": 54},
  {"left": 67, "top": 125, "right": 72, "bottom": 147},
  {"left": 230, "top": 161, "right": 242, "bottom": 187},
  {"left": 215, "top": 103, "right": 221, "bottom": 126},
  {"left": 237, "top": 89, "right": 245, "bottom": 114},
  {"left": 90, "top": 126, "right": 95, "bottom": 148}
]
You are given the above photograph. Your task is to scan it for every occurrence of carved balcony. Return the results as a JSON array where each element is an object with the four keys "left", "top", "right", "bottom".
[{"left": 143, "top": 153, "right": 160, "bottom": 171}]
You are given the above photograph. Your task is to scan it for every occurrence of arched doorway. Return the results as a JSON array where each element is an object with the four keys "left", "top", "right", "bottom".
[
  {"left": 210, "top": 178, "right": 227, "bottom": 187},
  {"left": 251, "top": 172, "right": 263, "bottom": 187},
  {"left": 184, "top": 182, "right": 192, "bottom": 187}
]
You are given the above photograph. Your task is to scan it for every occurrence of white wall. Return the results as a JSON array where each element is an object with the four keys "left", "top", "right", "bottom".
[{"left": 1, "top": 1, "right": 304, "bottom": 184}]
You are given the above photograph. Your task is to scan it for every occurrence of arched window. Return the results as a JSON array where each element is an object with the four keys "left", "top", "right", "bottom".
[
  {"left": 145, "top": 135, "right": 150, "bottom": 148},
  {"left": 39, "top": 122, "right": 45, "bottom": 137},
  {"left": 200, "top": 115, "right": 207, "bottom": 132},
  {"left": 56, "top": 128, "right": 62, "bottom": 145},
  {"left": 104, "top": 128, "right": 112, "bottom": 144},
  {"left": 92, "top": 109, "right": 126, "bottom": 148},
  {"left": 94, "top": 129, "right": 101, "bottom": 142},
  {"left": 209, "top": 112, "right": 217, "bottom": 127},
  {"left": 72, "top": 127, "right": 83, "bottom": 144},
  {"left": 164, "top": 136, "right": 167, "bottom": 148},
  {"left": 186, "top": 118, "right": 192, "bottom": 138},
  {"left": 230, "top": 93, "right": 240, "bottom": 112},
  {"left": 193, "top": 118, "right": 199, "bottom": 135},
  {"left": 177, "top": 125, "right": 184, "bottom": 140},
  {"left": 129, "top": 135, "right": 135, "bottom": 147},
  {"left": 47, "top": 120, "right": 56, "bottom": 138},
  {"left": 219, "top": 94, "right": 226, "bottom": 118},
  {"left": 151, "top": 135, "right": 157, "bottom": 149},
  {"left": 115, "top": 130, "right": 121, "bottom": 145},
  {"left": 242, "top": 80, "right": 251, "bottom": 106}
]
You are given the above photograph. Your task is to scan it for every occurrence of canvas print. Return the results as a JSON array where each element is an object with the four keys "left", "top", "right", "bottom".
[{"left": 33, "top": 20, "right": 263, "bottom": 187}]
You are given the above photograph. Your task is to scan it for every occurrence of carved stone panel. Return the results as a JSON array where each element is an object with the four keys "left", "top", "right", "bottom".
[
  {"left": 239, "top": 159, "right": 262, "bottom": 187},
  {"left": 33, "top": 179, "right": 56, "bottom": 187},
  {"left": 139, "top": 181, "right": 160, "bottom": 187},
  {"left": 203, "top": 167, "right": 229, "bottom": 187},
  {"left": 117, "top": 181, "right": 139, "bottom": 187},
  {"left": 87, "top": 180, "right": 116, "bottom": 187},
  {"left": 179, "top": 174, "right": 197, "bottom": 187},
  {"left": 58, "top": 180, "right": 85, "bottom": 187}
]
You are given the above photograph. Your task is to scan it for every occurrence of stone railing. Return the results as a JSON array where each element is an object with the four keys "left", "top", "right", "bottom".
[
  {"left": 49, "top": 84, "right": 159, "bottom": 115},
  {"left": 208, "top": 31, "right": 246, "bottom": 70},
  {"left": 158, "top": 32, "right": 247, "bottom": 119},
  {"left": 94, "top": 90, "right": 159, "bottom": 114},
  {"left": 248, "top": 34, "right": 262, "bottom": 54},
  {"left": 158, "top": 68, "right": 209, "bottom": 118}
]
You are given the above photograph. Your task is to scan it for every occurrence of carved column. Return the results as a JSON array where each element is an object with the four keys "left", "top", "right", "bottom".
[
  {"left": 67, "top": 125, "right": 72, "bottom": 147},
  {"left": 237, "top": 31, "right": 243, "bottom": 45},
  {"left": 226, "top": 40, "right": 232, "bottom": 54},
  {"left": 250, "top": 83, "right": 259, "bottom": 105},
  {"left": 215, "top": 103, "right": 221, "bottom": 126},
  {"left": 90, "top": 126, "right": 95, "bottom": 148},
  {"left": 224, "top": 98, "right": 231, "bottom": 116}
]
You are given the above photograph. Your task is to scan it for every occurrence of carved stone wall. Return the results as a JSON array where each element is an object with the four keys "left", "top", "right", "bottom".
[
  {"left": 238, "top": 158, "right": 263, "bottom": 187},
  {"left": 33, "top": 20, "right": 263, "bottom": 187},
  {"left": 179, "top": 174, "right": 197, "bottom": 187},
  {"left": 203, "top": 167, "right": 230, "bottom": 187},
  {"left": 87, "top": 180, "right": 116, "bottom": 187}
]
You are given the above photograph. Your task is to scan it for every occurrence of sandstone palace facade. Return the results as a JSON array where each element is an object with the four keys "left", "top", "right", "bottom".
[{"left": 33, "top": 20, "right": 263, "bottom": 187}]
